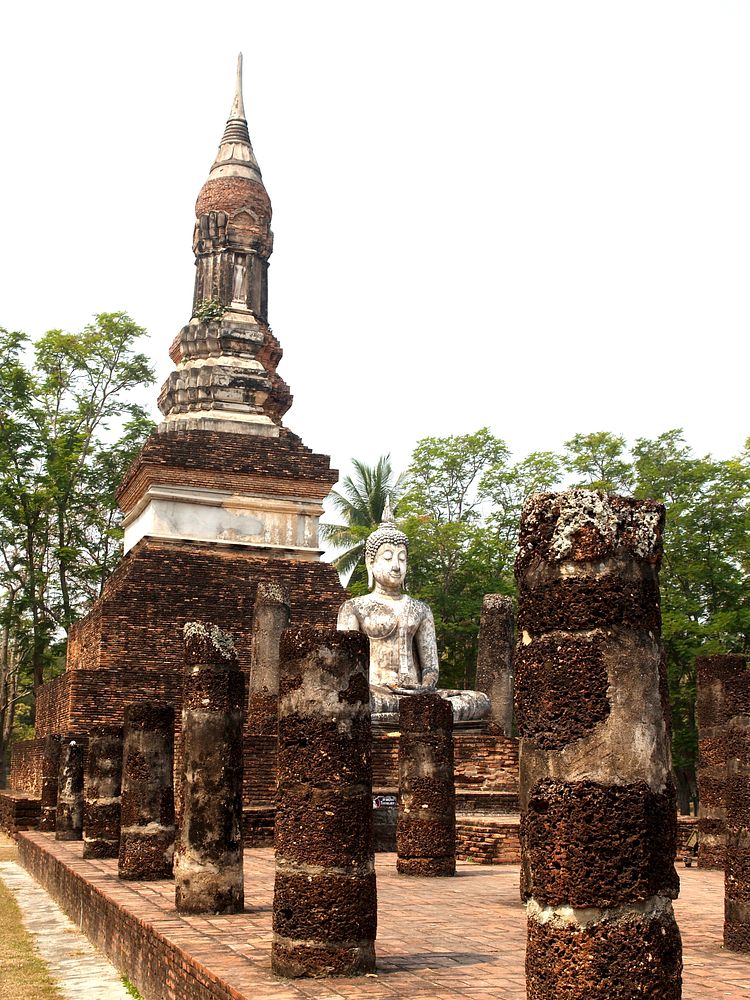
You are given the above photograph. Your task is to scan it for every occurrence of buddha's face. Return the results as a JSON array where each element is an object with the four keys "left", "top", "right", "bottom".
[{"left": 369, "top": 543, "right": 407, "bottom": 591}]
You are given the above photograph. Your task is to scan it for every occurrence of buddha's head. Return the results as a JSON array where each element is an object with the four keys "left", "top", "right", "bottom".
[{"left": 364, "top": 498, "right": 409, "bottom": 592}]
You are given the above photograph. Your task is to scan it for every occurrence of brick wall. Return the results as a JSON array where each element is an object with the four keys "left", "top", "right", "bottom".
[
  {"left": 0, "top": 791, "right": 40, "bottom": 837},
  {"left": 373, "top": 733, "right": 519, "bottom": 793},
  {"left": 8, "top": 739, "right": 45, "bottom": 794},
  {"left": 456, "top": 818, "right": 521, "bottom": 864}
]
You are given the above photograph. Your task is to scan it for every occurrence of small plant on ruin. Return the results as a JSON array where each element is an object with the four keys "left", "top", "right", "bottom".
[{"left": 195, "top": 298, "right": 225, "bottom": 323}]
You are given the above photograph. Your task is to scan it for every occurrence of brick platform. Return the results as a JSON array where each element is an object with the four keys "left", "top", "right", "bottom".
[{"left": 16, "top": 831, "right": 750, "bottom": 999}]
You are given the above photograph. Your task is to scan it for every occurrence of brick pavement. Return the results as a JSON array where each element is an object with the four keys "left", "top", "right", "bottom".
[{"left": 14, "top": 833, "right": 750, "bottom": 999}]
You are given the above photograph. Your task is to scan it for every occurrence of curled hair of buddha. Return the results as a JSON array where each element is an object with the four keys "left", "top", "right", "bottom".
[{"left": 365, "top": 496, "right": 408, "bottom": 562}]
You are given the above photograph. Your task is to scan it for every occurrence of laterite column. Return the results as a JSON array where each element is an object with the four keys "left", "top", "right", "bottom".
[
  {"left": 397, "top": 692, "right": 455, "bottom": 876},
  {"left": 38, "top": 734, "right": 61, "bottom": 832},
  {"left": 83, "top": 725, "right": 123, "bottom": 858},
  {"left": 272, "top": 626, "right": 376, "bottom": 978},
  {"left": 55, "top": 735, "right": 84, "bottom": 840},
  {"left": 247, "top": 581, "right": 291, "bottom": 734},
  {"left": 119, "top": 704, "right": 175, "bottom": 880},
  {"left": 515, "top": 491, "right": 681, "bottom": 999},
  {"left": 475, "top": 594, "right": 515, "bottom": 735},
  {"left": 175, "top": 623, "right": 245, "bottom": 914},
  {"left": 725, "top": 717, "right": 750, "bottom": 950},
  {"left": 696, "top": 655, "right": 748, "bottom": 869}
]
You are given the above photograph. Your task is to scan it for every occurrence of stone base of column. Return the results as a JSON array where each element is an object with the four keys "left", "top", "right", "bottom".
[
  {"left": 175, "top": 868, "right": 243, "bottom": 914},
  {"left": 396, "top": 855, "right": 455, "bottom": 877},
  {"left": 725, "top": 899, "right": 750, "bottom": 952},
  {"left": 82, "top": 802, "right": 121, "bottom": 859},
  {"left": 526, "top": 898, "right": 682, "bottom": 999},
  {"left": 272, "top": 870, "right": 377, "bottom": 977},
  {"left": 119, "top": 830, "right": 175, "bottom": 880}
]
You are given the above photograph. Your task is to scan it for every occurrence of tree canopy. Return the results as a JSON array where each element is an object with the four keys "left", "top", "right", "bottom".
[
  {"left": 0, "top": 313, "right": 155, "bottom": 780},
  {"left": 327, "top": 427, "right": 750, "bottom": 811}
]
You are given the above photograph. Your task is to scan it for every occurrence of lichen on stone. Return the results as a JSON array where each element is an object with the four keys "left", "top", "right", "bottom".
[{"left": 183, "top": 621, "right": 237, "bottom": 659}]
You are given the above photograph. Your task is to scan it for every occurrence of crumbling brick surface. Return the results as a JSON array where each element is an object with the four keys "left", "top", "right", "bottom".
[
  {"left": 526, "top": 906, "right": 682, "bottom": 999},
  {"left": 83, "top": 725, "right": 123, "bottom": 859},
  {"left": 119, "top": 704, "right": 175, "bottom": 881},
  {"left": 515, "top": 632, "right": 610, "bottom": 749},
  {"left": 521, "top": 778, "right": 679, "bottom": 907},
  {"left": 397, "top": 693, "right": 455, "bottom": 877},
  {"left": 273, "top": 626, "right": 375, "bottom": 978}
]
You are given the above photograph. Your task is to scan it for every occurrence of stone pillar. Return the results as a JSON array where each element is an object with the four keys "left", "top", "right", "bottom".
[
  {"left": 475, "top": 594, "right": 515, "bottom": 735},
  {"left": 696, "top": 655, "right": 748, "bottom": 869},
  {"left": 38, "top": 734, "right": 61, "bottom": 832},
  {"left": 119, "top": 704, "right": 175, "bottom": 880},
  {"left": 83, "top": 725, "right": 123, "bottom": 859},
  {"left": 55, "top": 735, "right": 84, "bottom": 841},
  {"left": 396, "top": 692, "right": 455, "bottom": 876},
  {"left": 515, "top": 491, "right": 681, "bottom": 999},
  {"left": 247, "top": 581, "right": 290, "bottom": 734},
  {"left": 725, "top": 713, "right": 750, "bottom": 951},
  {"left": 272, "top": 626, "right": 376, "bottom": 978},
  {"left": 175, "top": 622, "right": 245, "bottom": 914}
]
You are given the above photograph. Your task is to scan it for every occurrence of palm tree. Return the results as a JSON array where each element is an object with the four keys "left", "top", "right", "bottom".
[{"left": 320, "top": 455, "right": 404, "bottom": 588}]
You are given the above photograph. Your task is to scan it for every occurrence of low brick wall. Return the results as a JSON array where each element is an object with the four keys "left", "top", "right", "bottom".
[
  {"left": 373, "top": 733, "right": 519, "bottom": 793},
  {"left": 18, "top": 833, "right": 243, "bottom": 1000},
  {"left": 0, "top": 790, "right": 41, "bottom": 837},
  {"left": 456, "top": 817, "right": 521, "bottom": 864}
]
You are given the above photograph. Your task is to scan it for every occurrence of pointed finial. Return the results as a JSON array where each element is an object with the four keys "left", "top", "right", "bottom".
[
  {"left": 381, "top": 495, "right": 395, "bottom": 524},
  {"left": 230, "top": 53, "right": 246, "bottom": 121}
]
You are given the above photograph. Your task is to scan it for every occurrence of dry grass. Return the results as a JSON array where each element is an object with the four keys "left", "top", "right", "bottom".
[{"left": 0, "top": 834, "right": 63, "bottom": 999}]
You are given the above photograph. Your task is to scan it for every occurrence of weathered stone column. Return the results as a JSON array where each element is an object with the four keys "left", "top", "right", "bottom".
[
  {"left": 119, "top": 704, "right": 175, "bottom": 880},
  {"left": 38, "top": 734, "right": 61, "bottom": 832},
  {"left": 55, "top": 735, "right": 84, "bottom": 841},
  {"left": 515, "top": 491, "right": 681, "bottom": 999},
  {"left": 725, "top": 715, "right": 750, "bottom": 950},
  {"left": 696, "top": 655, "right": 747, "bottom": 869},
  {"left": 272, "top": 626, "right": 376, "bottom": 978},
  {"left": 475, "top": 594, "right": 515, "bottom": 735},
  {"left": 396, "top": 692, "right": 455, "bottom": 876},
  {"left": 175, "top": 622, "right": 245, "bottom": 914},
  {"left": 247, "top": 581, "right": 290, "bottom": 734},
  {"left": 83, "top": 725, "right": 123, "bottom": 859}
]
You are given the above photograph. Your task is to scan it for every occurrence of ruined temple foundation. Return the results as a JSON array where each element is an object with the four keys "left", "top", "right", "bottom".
[
  {"left": 397, "top": 693, "right": 456, "bottom": 877},
  {"left": 515, "top": 491, "right": 682, "bottom": 998},
  {"left": 475, "top": 594, "right": 515, "bottom": 736},
  {"left": 119, "top": 704, "right": 175, "bottom": 880},
  {"left": 55, "top": 736, "right": 84, "bottom": 841},
  {"left": 38, "top": 734, "right": 61, "bottom": 832},
  {"left": 696, "top": 654, "right": 749, "bottom": 870},
  {"left": 83, "top": 725, "right": 123, "bottom": 859},
  {"left": 175, "top": 623, "right": 245, "bottom": 914},
  {"left": 247, "top": 581, "right": 290, "bottom": 734},
  {"left": 272, "top": 627, "right": 376, "bottom": 978}
]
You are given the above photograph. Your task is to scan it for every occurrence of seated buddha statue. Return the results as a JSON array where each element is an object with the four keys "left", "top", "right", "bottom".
[{"left": 336, "top": 501, "right": 490, "bottom": 726}]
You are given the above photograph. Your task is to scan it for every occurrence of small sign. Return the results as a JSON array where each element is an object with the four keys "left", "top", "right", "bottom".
[{"left": 373, "top": 794, "right": 397, "bottom": 809}]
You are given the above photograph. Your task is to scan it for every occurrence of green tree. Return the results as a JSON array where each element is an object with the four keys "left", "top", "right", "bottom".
[
  {"left": 632, "top": 430, "right": 750, "bottom": 810},
  {"left": 563, "top": 431, "right": 634, "bottom": 492},
  {"left": 320, "top": 456, "right": 404, "bottom": 591},
  {"left": 0, "top": 313, "right": 155, "bottom": 777},
  {"left": 399, "top": 429, "right": 512, "bottom": 688}
]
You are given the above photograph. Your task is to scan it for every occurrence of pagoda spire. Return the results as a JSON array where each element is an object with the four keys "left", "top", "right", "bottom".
[{"left": 218, "top": 53, "right": 253, "bottom": 148}]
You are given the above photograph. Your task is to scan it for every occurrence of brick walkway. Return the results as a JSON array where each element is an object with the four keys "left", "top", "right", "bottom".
[{"left": 15, "top": 834, "right": 750, "bottom": 998}]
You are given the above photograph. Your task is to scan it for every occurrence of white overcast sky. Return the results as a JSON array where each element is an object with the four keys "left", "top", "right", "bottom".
[{"left": 1, "top": 2, "right": 748, "bottom": 490}]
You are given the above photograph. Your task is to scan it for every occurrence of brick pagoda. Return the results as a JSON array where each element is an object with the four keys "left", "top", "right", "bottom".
[{"left": 8, "top": 56, "right": 345, "bottom": 804}]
